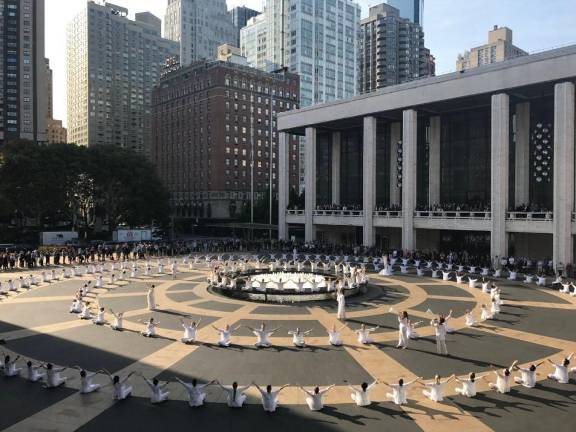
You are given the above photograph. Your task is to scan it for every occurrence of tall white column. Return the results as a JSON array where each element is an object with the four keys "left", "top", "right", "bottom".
[
  {"left": 553, "top": 82, "right": 575, "bottom": 269},
  {"left": 278, "top": 132, "right": 289, "bottom": 240},
  {"left": 515, "top": 102, "right": 531, "bottom": 206},
  {"left": 363, "top": 117, "right": 377, "bottom": 246},
  {"left": 402, "top": 110, "right": 417, "bottom": 251},
  {"left": 331, "top": 131, "right": 341, "bottom": 205},
  {"left": 428, "top": 116, "right": 441, "bottom": 206},
  {"left": 304, "top": 127, "right": 317, "bottom": 243},
  {"left": 390, "top": 122, "right": 401, "bottom": 206},
  {"left": 490, "top": 93, "right": 510, "bottom": 260}
]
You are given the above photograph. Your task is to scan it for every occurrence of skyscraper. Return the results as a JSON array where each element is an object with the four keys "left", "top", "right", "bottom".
[
  {"left": 241, "top": 0, "right": 361, "bottom": 108},
  {"left": 229, "top": 6, "right": 260, "bottom": 47},
  {"left": 0, "top": 0, "right": 47, "bottom": 145},
  {"left": 359, "top": 3, "right": 434, "bottom": 93},
  {"left": 66, "top": 1, "right": 178, "bottom": 155},
  {"left": 241, "top": 0, "right": 361, "bottom": 188},
  {"left": 164, "top": 0, "right": 237, "bottom": 65},
  {"left": 456, "top": 26, "right": 527, "bottom": 71},
  {"left": 386, "top": 0, "right": 423, "bottom": 26}
]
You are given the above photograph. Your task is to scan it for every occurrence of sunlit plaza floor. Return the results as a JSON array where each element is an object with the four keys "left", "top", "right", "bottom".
[{"left": 0, "top": 257, "right": 575, "bottom": 432}]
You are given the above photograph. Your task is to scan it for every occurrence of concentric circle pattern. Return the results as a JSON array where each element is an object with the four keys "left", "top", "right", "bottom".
[{"left": 0, "top": 255, "right": 575, "bottom": 432}]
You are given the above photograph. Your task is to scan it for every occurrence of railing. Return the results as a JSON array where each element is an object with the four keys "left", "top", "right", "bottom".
[
  {"left": 286, "top": 209, "right": 304, "bottom": 215},
  {"left": 414, "top": 210, "right": 491, "bottom": 220},
  {"left": 313, "top": 209, "right": 363, "bottom": 217},
  {"left": 373, "top": 210, "right": 403, "bottom": 218},
  {"left": 506, "top": 212, "right": 553, "bottom": 220}
]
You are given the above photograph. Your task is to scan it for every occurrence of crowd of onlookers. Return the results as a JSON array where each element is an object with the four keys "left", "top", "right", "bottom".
[
  {"left": 416, "top": 202, "right": 491, "bottom": 212},
  {"left": 509, "top": 203, "right": 552, "bottom": 213},
  {"left": 0, "top": 238, "right": 569, "bottom": 277}
]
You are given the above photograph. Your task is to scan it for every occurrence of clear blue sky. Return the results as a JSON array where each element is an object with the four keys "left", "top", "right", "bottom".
[{"left": 47, "top": 0, "right": 576, "bottom": 125}]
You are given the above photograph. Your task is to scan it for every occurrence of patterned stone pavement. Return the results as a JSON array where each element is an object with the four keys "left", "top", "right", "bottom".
[{"left": 0, "top": 259, "right": 575, "bottom": 432}]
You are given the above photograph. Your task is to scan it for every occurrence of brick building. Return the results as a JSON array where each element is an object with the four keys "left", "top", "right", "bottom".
[{"left": 152, "top": 59, "right": 300, "bottom": 221}]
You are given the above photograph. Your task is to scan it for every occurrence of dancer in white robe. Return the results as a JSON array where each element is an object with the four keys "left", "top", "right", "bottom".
[
  {"left": 356, "top": 324, "right": 378, "bottom": 344},
  {"left": 455, "top": 372, "right": 484, "bottom": 397},
  {"left": 147, "top": 285, "right": 156, "bottom": 311},
  {"left": 327, "top": 324, "right": 346, "bottom": 346},
  {"left": 69, "top": 298, "right": 82, "bottom": 313},
  {"left": 383, "top": 377, "right": 421, "bottom": 405},
  {"left": 78, "top": 302, "right": 92, "bottom": 320},
  {"left": 422, "top": 374, "right": 455, "bottom": 402},
  {"left": 105, "top": 371, "right": 135, "bottom": 400},
  {"left": 218, "top": 382, "right": 251, "bottom": 408},
  {"left": 299, "top": 385, "right": 335, "bottom": 411},
  {"left": 175, "top": 378, "right": 215, "bottom": 407},
  {"left": 140, "top": 317, "right": 159, "bottom": 337},
  {"left": 465, "top": 310, "right": 477, "bottom": 327},
  {"left": 95, "top": 276, "right": 103, "bottom": 289},
  {"left": 481, "top": 304, "right": 493, "bottom": 321},
  {"left": 245, "top": 323, "right": 280, "bottom": 348},
  {"left": 254, "top": 382, "right": 290, "bottom": 412},
  {"left": 2, "top": 354, "right": 21, "bottom": 377},
  {"left": 110, "top": 309, "right": 124, "bottom": 331},
  {"left": 336, "top": 288, "right": 346, "bottom": 320},
  {"left": 43, "top": 363, "right": 68, "bottom": 388},
  {"left": 348, "top": 380, "right": 378, "bottom": 406},
  {"left": 141, "top": 374, "right": 170, "bottom": 404},
  {"left": 180, "top": 318, "right": 202, "bottom": 344},
  {"left": 547, "top": 354, "right": 574, "bottom": 384},
  {"left": 93, "top": 307, "right": 106, "bottom": 325},
  {"left": 288, "top": 328, "right": 312, "bottom": 347},
  {"left": 75, "top": 367, "right": 102, "bottom": 394},
  {"left": 397, "top": 312, "right": 409, "bottom": 349},
  {"left": 513, "top": 361, "right": 543, "bottom": 388},
  {"left": 431, "top": 317, "right": 448, "bottom": 355},
  {"left": 486, "top": 363, "right": 515, "bottom": 393},
  {"left": 442, "top": 271, "right": 451, "bottom": 281},
  {"left": 212, "top": 324, "right": 240, "bottom": 347},
  {"left": 25, "top": 360, "right": 44, "bottom": 382}
]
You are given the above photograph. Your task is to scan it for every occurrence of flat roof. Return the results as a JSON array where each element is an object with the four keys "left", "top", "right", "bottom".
[{"left": 278, "top": 45, "right": 576, "bottom": 133}]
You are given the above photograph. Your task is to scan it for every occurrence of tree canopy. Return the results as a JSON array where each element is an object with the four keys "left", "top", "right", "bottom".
[{"left": 0, "top": 140, "right": 170, "bottom": 236}]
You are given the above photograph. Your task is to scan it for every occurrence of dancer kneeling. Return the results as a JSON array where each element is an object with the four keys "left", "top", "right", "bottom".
[
  {"left": 254, "top": 382, "right": 290, "bottom": 412},
  {"left": 218, "top": 381, "right": 251, "bottom": 408},
  {"left": 299, "top": 385, "right": 335, "bottom": 411},
  {"left": 175, "top": 378, "right": 215, "bottom": 407},
  {"left": 140, "top": 373, "right": 170, "bottom": 404}
]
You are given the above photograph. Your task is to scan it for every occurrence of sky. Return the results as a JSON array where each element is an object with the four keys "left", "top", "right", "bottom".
[{"left": 46, "top": 0, "right": 576, "bottom": 127}]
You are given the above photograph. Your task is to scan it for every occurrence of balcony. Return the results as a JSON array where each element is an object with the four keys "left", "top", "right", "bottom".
[
  {"left": 506, "top": 211, "right": 553, "bottom": 234},
  {"left": 313, "top": 209, "right": 363, "bottom": 226},
  {"left": 413, "top": 210, "right": 491, "bottom": 231},
  {"left": 286, "top": 209, "right": 304, "bottom": 224}
]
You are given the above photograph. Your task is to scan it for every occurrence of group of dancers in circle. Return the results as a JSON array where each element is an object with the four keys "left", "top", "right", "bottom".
[
  {"left": 2, "top": 350, "right": 573, "bottom": 411},
  {"left": 2, "top": 252, "right": 575, "bottom": 413}
]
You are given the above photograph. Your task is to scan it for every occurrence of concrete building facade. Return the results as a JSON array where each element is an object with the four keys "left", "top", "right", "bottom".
[
  {"left": 359, "top": 3, "right": 434, "bottom": 93},
  {"left": 277, "top": 46, "right": 576, "bottom": 270},
  {"left": 0, "top": 0, "right": 47, "bottom": 145},
  {"left": 457, "top": 25, "right": 527, "bottom": 71},
  {"left": 164, "top": 0, "right": 236, "bottom": 65},
  {"left": 151, "top": 59, "right": 300, "bottom": 221},
  {"left": 66, "top": 1, "right": 178, "bottom": 155}
]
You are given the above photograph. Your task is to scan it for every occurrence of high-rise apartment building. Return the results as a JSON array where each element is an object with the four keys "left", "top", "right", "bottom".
[
  {"left": 164, "top": 0, "right": 237, "bottom": 65},
  {"left": 456, "top": 26, "right": 527, "bottom": 71},
  {"left": 66, "top": 1, "right": 178, "bottom": 155},
  {"left": 229, "top": 6, "right": 260, "bottom": 47},
  {"left": 240, "top": 14, "right": 273, "bottom": 72},
  {"left": 386, "top": 0, "right": 423, "bottom": 26},
  {"left": 152, "top": 58, "right": 300, "bottom": 221},
  {"left": 0, "top": 0, "right": 47, "bottom": 145},
  {"left": 44, "top": 58, "right": 67, "bottom": 144},
  {"left": 359, "top": 3, "right": 434, "bottom": 93},
  {"left": 241, "top": 0, "right": 361, "bottom": 108}
]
